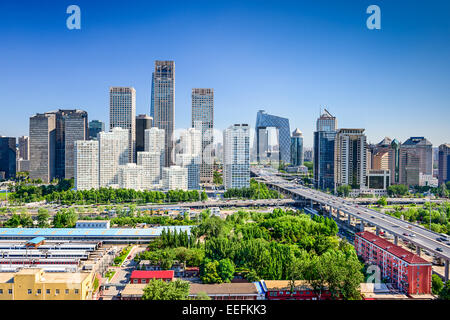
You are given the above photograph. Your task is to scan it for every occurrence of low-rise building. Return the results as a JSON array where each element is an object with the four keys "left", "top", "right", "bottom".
[
  {"left": 261, "top": 280, "right": 333, "bottom": 300},
  {"left": 130, "top": 270, "right": 174, "bottom": 284},
  {"left": 0, "top": 268, "right": 94, "bottom": 300},
  {"left": 188, "top": 283, "right": 263, "bottom": 300},
  {"left": 354, "top": 231, "right": 432, "bottom": 295}
]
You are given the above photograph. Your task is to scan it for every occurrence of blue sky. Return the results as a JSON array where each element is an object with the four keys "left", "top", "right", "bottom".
[{"left": 0, "top": 0, "right": 449, "bottom": 148}]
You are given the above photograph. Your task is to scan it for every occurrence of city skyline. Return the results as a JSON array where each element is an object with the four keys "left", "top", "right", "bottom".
[{"left": 1, "top": 1, "right": 449, "bottom": 149}]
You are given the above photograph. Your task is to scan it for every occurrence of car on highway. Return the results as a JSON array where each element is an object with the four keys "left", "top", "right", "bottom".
[
  {"left": 403, "top": 233, "right": 409, "bottom": 236},
  {"left": 436, "top": 247, "right": 443, "bottom": 252},
  {"left": 370, "top": 216, "right": 375, "bottom": 219},
  {"left": 409, "top": 234, "right": 415, "bottom": 237}
]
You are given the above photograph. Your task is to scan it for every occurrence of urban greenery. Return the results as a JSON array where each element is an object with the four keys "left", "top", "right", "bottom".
[
  {"left": 142, "top": 279, "right": 190, "bottom": 300},
  {"left": 223, "top": 179, "right": 281, "bottom": 199}
]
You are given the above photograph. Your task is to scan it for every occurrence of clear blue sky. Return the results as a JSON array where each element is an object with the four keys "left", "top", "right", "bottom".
[{"left": 0, "top": 0, "right": 449, "bottom": 148}]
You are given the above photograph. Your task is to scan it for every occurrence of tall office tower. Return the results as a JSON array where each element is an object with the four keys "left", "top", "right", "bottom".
[
  {"left": 109, "top": 87, "right": 136, "bottom": 163},
  {"left": 18, "top": 136, "right": 29, "bottom": 160},
  {"left": 64, "top": 110, "right": 89, "bottom": 179},
  {"left": 313, "top": 109, "right": 337, "bottom": 190},
  {"left": 136, "top": 114, "right": 153, "bottom": 160},
  {"left": 399, "top": 137, "right": 433, "bottom": 186},
  {"left": 179, "top": 128, "right": 202, "bottom": 156},
  {"left": 223, "top": 124, "right": 250, "bottom": 190},
  {"left": 118, "top": 163, "right": 145, "bottom": 190},
  {"left": 74, "top": 140, "right": 99, "bottom": 190},
  {"left": 29, "top": 113, "right": 56, "bottom": 183},
  {"left": 0, "top": 137, "right": 17, "bottom": 180},
  {"left": 387, "top": 140, "right": 401, "bottom": 186},
  {"left": 369, "top": 137, "right": 392, "bottom": 171},
  {"left": 152, "top": 61, "right": 175, "bottom": 167},
  {"left": 438, "top": 144, "right": 450, "bottom": 186},
  {"left": 290, "top": 128, "right": 304, "bottom": 166},
  {"left": 192, "top": 88, "right": 214, "bottom": 183},
  {"left": 88, "top": 120, "right": 105, "bottom": 140},
  {"left": 44, "top": 109, "right": 89, "bottom": 180},
  {"left": 334, "top": 128, "right": 367, "bottom": 190},
  {"left": 255, "top": 110, "right": 291, "bottom": 164},
  {"left": 137, "top": 151, "right": 161, "bottom": 188},
  {"left": 145, "top": 127, "right": 165, "bottom": 177},
  {"left": 98, "top": 127, "right": 129, "bottom": 187},
  {"left": 162, "top": 166, "right": 188, "bottom": 191}
]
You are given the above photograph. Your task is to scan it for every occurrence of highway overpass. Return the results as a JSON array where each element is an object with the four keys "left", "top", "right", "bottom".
[{"left": 251, "top": 167, "right": 450, "bottom": 281}]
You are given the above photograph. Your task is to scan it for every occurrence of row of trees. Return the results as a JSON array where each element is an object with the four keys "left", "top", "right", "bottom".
[
  {"left": 223, "top": 179, "right": 281, "bottom": 199},
  {"left": 9, "top": 185, "right": 207, "bottom": 205},
  {"left": 3, "top": 207, "right": 77, "bottom": 228}
]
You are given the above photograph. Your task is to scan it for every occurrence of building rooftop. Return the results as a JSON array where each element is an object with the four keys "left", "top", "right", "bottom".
[
  {"left": 26, "top": 236, "right": 46, "bottom": 245},
  {"left": 121, "top": 283, "right": 147, "bottom": 297},
  {"left": 0, "top": 268, "right": 91, "bottom": 284},
  {"left": 356, "top": 231, "right": 430, "bottom": 264},
  {"left": 262, "top": 280, "right": 320, "bottom": 291},
  {"left": 189, "top": 283, "right": 258, "bottom": 295},
  {"left": 130, "top": 270, "right": 174, "bottom": 279},
  {"left": 0, "top": 226, "right": 191, "bottom": 238}
]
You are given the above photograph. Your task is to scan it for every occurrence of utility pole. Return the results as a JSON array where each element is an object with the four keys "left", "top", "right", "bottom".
[{"left": 429, "top": 197, "right": 432, "bottom": 231}]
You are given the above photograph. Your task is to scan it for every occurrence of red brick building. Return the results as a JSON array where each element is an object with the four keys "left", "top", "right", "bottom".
[
  {"left": 130, "top": 270, "right": 174, "bottom": 284},
  {"left": 354, "top": 231, "right": 432, "bottom": 295}
]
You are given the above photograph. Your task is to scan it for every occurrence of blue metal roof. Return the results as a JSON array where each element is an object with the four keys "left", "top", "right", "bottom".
[
  {"left": 26, "top": 236, "right": 46, "bottom": 244},
  {"left": 0, "top": 226, "right": 192, "bottom": 238}
]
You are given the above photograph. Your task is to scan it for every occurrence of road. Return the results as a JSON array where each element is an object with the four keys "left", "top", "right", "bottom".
[{"left": 252, "top": 167, "right": 450, "bottom": 264}]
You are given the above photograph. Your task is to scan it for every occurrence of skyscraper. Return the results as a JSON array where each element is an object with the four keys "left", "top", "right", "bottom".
[
  {"left": 192, "top": 88, "right": 214, "bottom": 183},
  {"left": 98, "top": 127, "right": 129, "bottom": 187},
  {"left": 0, "top": 137, "right": 16, "bottom": 180},
  {"left": 399, "top": 137, "right": 433, "bottom": 186},
  {"left": 74, "top": 140, "right": 99, "bottom": 190},
  {"left": 118, "top": 163, "right": 145, "bottom": 190},
  {"left": 290, "top": 128, "right": 304, "bottom": 166},
  {"left": 152, "top": 61, "right": 175, "bottom": 167},
  {"left": 135, "top": 114, "right": 153, "bottom": 161},
  {"left": 64, "top": 110, "right": 89, "bottom": 179},
  {"left": 49, "top": 109, "right": 88, "bottom": 180},
  {"left": 88, "top": 120, "right": 105, "bottom": 140},
  {"left": 223, "top": 124, "right": 250, "bottom": 190},
  {"left": 438, "top": 144, "right": 450, "bottom": 186},
  {"left": 29, "top": 113, "right": 56, "bottom": 183},
  {"left": 389, "top": 139, "right": 401, "bottom": 185},
  {"left": 334, "top": 128, "right": 367, "bottom": 190},
  {"left": 18, "top": 136, "right": 29, "bottom": 160},
  {"left": 255, "top": 110, "right": 291, "bottom": 164},
  {"left": 109, "top": 87, "right": 136, "bottom": 163},
  {"left": 313, "top": 109, "right": 337, "bottom": 190}
]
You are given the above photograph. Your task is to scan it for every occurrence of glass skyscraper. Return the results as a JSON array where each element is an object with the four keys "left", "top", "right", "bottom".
[
  {"left": 313, "top": 109, "right": 337, "bottom": 190},
  {"left": 192, "top": 88, "right": 214, "bottom": 183},
  {"left": 255, "top": 110, "right": 291, "bottom": 164},
  {"left": 290, "top": 128, "right": 304, "bottom": 166},
  {"left": 152, "top": 61, "right": 175, "bottom": 167}
]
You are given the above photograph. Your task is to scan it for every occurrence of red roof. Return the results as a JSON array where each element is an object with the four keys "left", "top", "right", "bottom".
[
  {"left": 356, "top": 231, "right": 430, "bottom": 265},
  {"left": 130, "top": 270, "right": 174, "bottom": 279}
]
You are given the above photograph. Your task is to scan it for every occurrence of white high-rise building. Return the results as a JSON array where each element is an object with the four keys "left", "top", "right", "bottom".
[
  {"left": 99, "top": 127, "right": 129, "bottom": 187},
  {"left": 334, "top": 128, "right": 367, "bottom": 190},
  {"left": 137, "top": 151, "right": 161, "bottom": 189},
  {"left": 109, "top": 87, "right": 136, "bottom": 163},
  {"left": 177, "top": 128, "right": 201, "bottom": 190},
  {"left": 162, "top": 166, "right": 188, "bottom": 190},
  {"left": 74, "top": 140, "right": 99, "bottom": 190},
  {"left": 223, "top": 124, "right": 250, "bottom": 190},
  {"left": 176, "top": 153, "right": 200, "bottom": 190},
  {"left": 118, "top": 163, "right": 145, "bottom": 190},
  {"left": 145, "top": 127, "right": 165, "bottom": 177}
]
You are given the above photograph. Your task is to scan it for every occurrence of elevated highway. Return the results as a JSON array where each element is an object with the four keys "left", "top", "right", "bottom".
[{"left": 252, "top": 167, "right": 450, "bottom": 280}]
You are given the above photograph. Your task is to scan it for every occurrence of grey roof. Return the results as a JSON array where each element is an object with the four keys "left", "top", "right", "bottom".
[
  {"left": 402, "top": 137, "right": 432, "bottom": 146},
  {"left": 292, "top": 128, "right": 303, "bottom": 136}
]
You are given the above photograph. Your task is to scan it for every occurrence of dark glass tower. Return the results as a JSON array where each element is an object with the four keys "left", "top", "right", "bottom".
[{"left": 0, "top": 137, "right": 16, "bottom": 180}]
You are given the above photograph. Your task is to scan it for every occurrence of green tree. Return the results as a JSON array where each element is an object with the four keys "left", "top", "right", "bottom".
[
  {"left": 200, "top": 260, "right": 222, "bottom": 284},
  {"left": 37, "top": 208, "right": 50, "bottom": 228},
  {"left": 439, "top": 280, "right": 450, "bottom": 300},
  {"left": 142, "top": 279, "right": 190, "bottom": 300},
  {"left": 377, "top": 196, "right": 388, "bottom": 206},
  {"left": 432, "top": 274, "right": 444, "bottom": 295},
  {"left": 218, "top": 258, "right": 235, "bottom": 282},
  {"left": 336, "top": 185, "right": 351, "bottom": 197}
]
